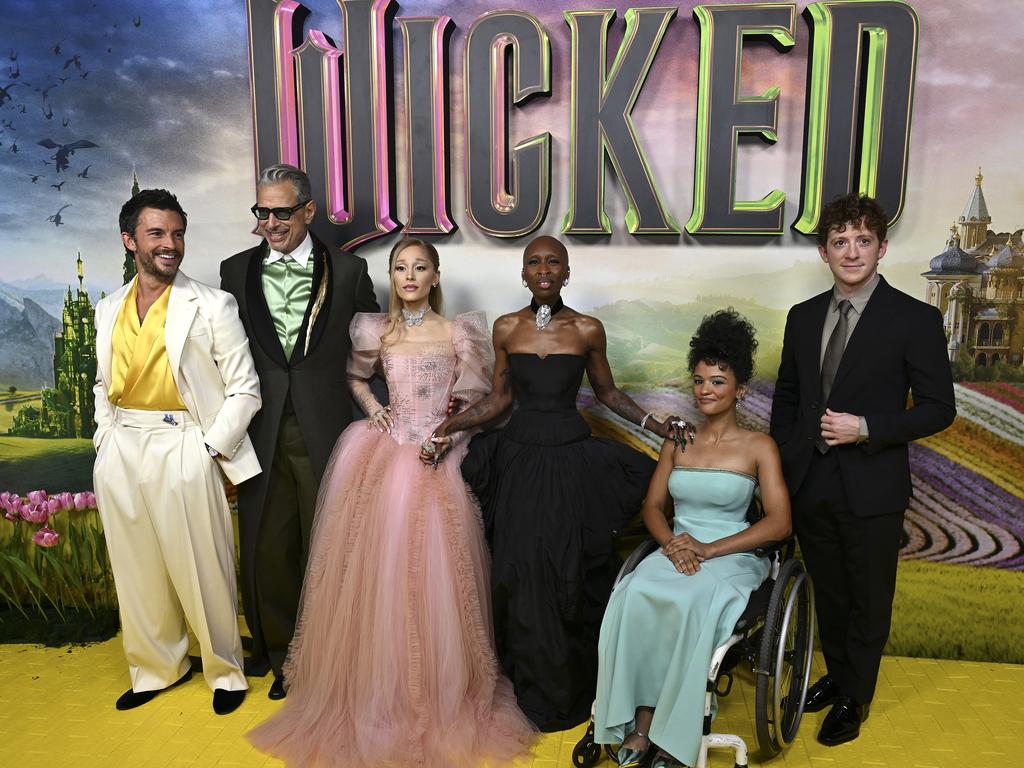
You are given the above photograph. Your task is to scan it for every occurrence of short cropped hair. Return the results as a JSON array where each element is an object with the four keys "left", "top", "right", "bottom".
[
  {"left": 817, "top": 193, "right": 889, "bottom": 247},
  {"left": 119, "top": 188, "right": 187, "bottom": 237},
  {"left": 688, "top": 308, "right": 758, "bottom": 384},
  {"left": 257, "top": 163, "right": 312, "bottom": 202}
]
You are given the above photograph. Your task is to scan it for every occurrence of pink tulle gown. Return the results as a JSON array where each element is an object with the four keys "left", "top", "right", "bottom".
[{"left": 247, "top": 311, "right": 536, "bottom": 768}]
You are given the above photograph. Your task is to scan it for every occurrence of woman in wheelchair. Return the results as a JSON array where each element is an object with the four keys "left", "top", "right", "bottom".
[{"left": 594, "top": 309, "right": 792, "bottom": 768}]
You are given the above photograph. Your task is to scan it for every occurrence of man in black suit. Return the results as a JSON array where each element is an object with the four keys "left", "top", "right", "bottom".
[
  {"left": 220, "top": 164, "right": 378, "bottom": 699},
  {"left": 770, "top": 193, "right": 955, "bottom": 746}
]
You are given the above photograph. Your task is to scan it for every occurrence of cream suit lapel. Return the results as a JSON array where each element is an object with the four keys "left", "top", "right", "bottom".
[
  {"left": 97, "top": 280, "right": 132, "bottom": 388},
  {"left": 165, "top": 270, "right": 198, "bottom": 390}
]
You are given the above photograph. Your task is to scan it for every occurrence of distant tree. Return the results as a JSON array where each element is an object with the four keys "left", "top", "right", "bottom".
[{"left": 6, "top": 385, "right": 15, "bottom": 397}]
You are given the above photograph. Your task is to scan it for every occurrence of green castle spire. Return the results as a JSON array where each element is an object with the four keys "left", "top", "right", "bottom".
[{"left": 122, "top": 168, "right": 140, "bottom": 285}]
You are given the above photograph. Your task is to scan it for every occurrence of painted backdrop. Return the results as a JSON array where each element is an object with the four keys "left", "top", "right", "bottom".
[{"left": 1, "top": 0, "right": 1021, "bottom": 662}]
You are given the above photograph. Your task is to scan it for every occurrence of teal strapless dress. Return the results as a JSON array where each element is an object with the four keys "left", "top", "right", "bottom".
[{"left": 594, "top": 467, "right": 770, "bottom": 766}]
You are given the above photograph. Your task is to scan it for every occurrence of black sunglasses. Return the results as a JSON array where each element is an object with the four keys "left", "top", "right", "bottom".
[{"left": 250, "top": 200, "right": 311, "bottom": 221}]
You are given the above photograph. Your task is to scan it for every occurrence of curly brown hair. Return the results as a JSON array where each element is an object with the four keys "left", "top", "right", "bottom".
[{"left": 817, "top": 193, "right": 889, "bottom": 247}]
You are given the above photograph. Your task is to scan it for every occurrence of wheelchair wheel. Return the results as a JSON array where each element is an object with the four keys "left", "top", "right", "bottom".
[
  {"left": 571, "top": 721, "right": 602, "bottom": 768},
  {"left": 754, "top": 557, "right": 815, "bottom": 757}
]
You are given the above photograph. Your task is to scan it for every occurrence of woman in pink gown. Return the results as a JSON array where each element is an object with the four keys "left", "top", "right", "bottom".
[{"left": 247, "top": 239, "right": 536, "bottom": 767}]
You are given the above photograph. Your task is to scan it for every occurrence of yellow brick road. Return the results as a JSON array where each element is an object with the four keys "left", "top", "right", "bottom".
[{"left": 1, "top": 637, "right": 1022, "bottom": 767}]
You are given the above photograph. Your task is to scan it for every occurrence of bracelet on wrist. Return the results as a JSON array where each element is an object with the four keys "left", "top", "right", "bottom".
[{"left": 639, "top": 411, "right": 654, "bottom": 430}]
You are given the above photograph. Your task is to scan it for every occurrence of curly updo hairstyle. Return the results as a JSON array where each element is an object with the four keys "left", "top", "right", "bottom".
[{"left": 687, "top": 308, "right": 758, "bottom": 384}]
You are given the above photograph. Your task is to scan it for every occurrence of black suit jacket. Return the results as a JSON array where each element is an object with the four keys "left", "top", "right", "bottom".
[
  {"left": 220, "top": 232, "right": 379, "bottom": 518},
  {"left": 769, "top": 276, "right": 955, "bottom": 516}
]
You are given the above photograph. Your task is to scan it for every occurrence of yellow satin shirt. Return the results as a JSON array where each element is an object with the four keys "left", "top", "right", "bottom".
[{"left": 108, "top": 281, "right": 188, "bottom": 410}]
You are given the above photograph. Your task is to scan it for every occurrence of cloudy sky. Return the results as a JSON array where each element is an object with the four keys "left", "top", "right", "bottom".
[{"left": 1, "top": 0, "right": 1022, "bottom": 314}]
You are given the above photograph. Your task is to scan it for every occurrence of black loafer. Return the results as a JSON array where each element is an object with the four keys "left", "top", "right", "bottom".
[
  {"left": 213, "top": 687, "right": 246, "bottom": 715},
  {"left": 268, "top": 675, "right": 286, "bottom": 700},
  {"left": 804, "top": 674, "right": 841, "bottom": 713},
  {"left": 817, "top": 696, "right": 869, "bottom": 746},
  {"left": 115, "top": 668, "right": 192, "bottom": 711}
]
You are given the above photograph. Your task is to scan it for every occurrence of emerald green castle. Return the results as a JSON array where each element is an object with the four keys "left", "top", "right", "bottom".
[
  {"left": 9, "top": 253, "right": 99, "bottom": 439},
  {"left": 8, "top": 173, "right": 141, "bottom": 439}
]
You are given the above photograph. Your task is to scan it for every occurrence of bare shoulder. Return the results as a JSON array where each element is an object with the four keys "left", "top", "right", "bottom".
[
  {"left": 571, "top": 311, "right": 605, "bottom": 339},
  {"left": 748, "top": 430, "right": 781, "bottom": 460}
]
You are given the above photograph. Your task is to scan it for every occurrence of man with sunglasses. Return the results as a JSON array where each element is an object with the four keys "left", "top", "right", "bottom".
[{"left": 220, "top": 164, "right": 378, "bottom": 700}]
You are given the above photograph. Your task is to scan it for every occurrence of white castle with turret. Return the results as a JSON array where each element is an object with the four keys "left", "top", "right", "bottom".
[{"left": 922, "top": 170, "right": 1023, "bottom": 367}]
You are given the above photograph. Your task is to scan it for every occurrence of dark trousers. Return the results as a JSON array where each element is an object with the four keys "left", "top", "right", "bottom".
[
  {"left": 793, "top": 449, "right": 904, "bottom": 705},
  {"left": 254, "top": 400, "right": 318, "bottom": 677}
]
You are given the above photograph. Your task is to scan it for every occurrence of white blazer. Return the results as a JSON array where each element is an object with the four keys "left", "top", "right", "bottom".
[{"left": 93, "top": 270, "right": 262, "bottom": 484}]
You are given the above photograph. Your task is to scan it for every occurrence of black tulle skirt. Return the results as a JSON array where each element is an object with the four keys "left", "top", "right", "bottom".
[{"left": 462, "top": 408, "right": 655, "bottom": 731}]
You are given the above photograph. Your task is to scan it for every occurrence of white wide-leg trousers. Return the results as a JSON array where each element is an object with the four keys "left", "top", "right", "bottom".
[{"left": 93, "top": 407, "right": 247, "bottom": 693}]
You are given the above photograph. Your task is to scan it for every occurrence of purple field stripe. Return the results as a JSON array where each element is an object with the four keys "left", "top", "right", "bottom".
[{"left": 910, "top": 444, "right": 1024, "bottom": 537}]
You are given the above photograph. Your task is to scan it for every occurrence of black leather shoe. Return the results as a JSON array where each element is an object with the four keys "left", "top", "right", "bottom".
[
  {"left": 817, "top": 696, "right": 869, "bottom": 746},
  {"left": 804, "top": 674, "right": 841, "bottom": 713},
  {"left": 213, "top": 688, "right": 246, "bottom": 715},
  {"left": 268, "top": 676, "right": 286, "bottom": 700},
  {"left": 115, "top": 669, "right": 192, "bottom": 710}
]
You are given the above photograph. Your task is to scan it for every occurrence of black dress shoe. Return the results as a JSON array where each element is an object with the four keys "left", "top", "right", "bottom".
[
  {"left": 213, "top": 687, "right": 246, "bottom": 715},
  {"left": 817, "top": 696, "right": 868, "bottom": 746},
  {"left": 804, "top": 674, "right": 841, "bottom": 713},
  {"left": 268, "top": 675, "right": 286, "bottom": 700},
  {"left": 115, "top": 669, "right": 192, "bottom": 711}
]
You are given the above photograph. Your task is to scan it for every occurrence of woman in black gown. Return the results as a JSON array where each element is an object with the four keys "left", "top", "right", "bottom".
[{"left": 426, "top": 236, "right": 691, "bottom": 732}]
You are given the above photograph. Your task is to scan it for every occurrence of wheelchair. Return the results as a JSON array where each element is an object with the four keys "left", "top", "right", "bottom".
[{"left": 572, "top": 501, "right": 815, "bottom": 768}]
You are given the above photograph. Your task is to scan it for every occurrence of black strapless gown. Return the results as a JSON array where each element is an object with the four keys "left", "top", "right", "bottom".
[{"left": 462, "top": 354, "right": 655, "bottom": 731}]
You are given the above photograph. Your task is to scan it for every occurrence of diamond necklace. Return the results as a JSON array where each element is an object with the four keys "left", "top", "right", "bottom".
[
  {"left": 401, "top": 306, "right": 430, "bottom": 327},
  {"left": 530, "top": 297, "right": 564, "bottom": 331}
]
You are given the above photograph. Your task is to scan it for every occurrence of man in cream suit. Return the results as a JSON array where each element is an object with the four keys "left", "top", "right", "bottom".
[{"left": 93, "top": 188, "right": 261, "bottom": 715}]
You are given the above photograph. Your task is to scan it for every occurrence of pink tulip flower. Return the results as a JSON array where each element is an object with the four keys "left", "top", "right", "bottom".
[
  {"left": 56, "top": 492, "right": 75, "bottom": 511},
  {"left": 46, "top": 498, "right": 61, "bottom": 515},
  {"left": 27, "top": 490, "right": 48, "bottom": 505},
  {"left": 73, "top": 491, "right": 95, "bottom": 510},
  {"left": 21, "top": 504, "right": 50, "bottom": 524},
  {"left": 32, "top": 526, "right": 60, "bottom": 547}
]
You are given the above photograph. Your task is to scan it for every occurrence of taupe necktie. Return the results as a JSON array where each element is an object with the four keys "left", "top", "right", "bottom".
[{"left": 816, "top": 299, "right": 852, "bottom": 454}]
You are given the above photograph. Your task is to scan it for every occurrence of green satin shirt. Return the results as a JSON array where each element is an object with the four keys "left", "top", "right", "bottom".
[{"left": 262, "top": 249, "right": 315, "bottom": 359}]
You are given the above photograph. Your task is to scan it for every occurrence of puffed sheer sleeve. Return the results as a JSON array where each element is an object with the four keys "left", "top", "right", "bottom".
[
  {"left": 347, "top": 312, "right": 388, "bottom": 417},
  {"left": 452, "top": 310, "right": 495, "bottom": 406}
]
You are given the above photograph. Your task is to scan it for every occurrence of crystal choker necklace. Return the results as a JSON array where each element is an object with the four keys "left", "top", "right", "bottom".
[
  {"left": 530, "top": 297, "right": 564, "bottom": 331},
  {"left": 402, "top": 306, "right": 430, "bottom": 327}
]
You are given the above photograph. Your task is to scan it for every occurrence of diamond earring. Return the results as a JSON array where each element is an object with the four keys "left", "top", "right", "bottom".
[{"left": 522, "top": 278, "right": 528, "bottom": 288}]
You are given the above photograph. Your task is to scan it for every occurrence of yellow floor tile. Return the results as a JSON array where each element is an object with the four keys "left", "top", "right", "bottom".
[{"left": 1, "top": 638, "right": 1023, "bottom": 767}]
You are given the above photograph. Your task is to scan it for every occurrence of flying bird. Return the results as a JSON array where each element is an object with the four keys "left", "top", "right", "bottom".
[
  {"left": 77, "top": 164, "right": 92, "bottom": 178},
  {"left": 42, "top": 103, "right": 53, "bottom": 120},
  {"left": 8, "top": 64, "right": 19, "bottom": 79},
  {"left": 1, "top": 118, "right": 14, "bottom": 129},
  {"left": 51, "top": 180, "right": 66, "bottom": 191},
  {"left": 0, "top": 83, "right": 15, "bottom": 105},
  {"left": 47, "top": 204, "right": 71, "bottom": 226},
  {"left": 62, "top": 117, "right": 70, "bottom": 127},
  {"left": 52, "top": 43, "right": 62, "bottom": 55},
  {"left": 80, "top": 71, "right": 90, "bottom": 80},
  {"left": 8, "top": 141, "right": 18, "bottom": 153},
  {"left": 28, "top": 173, "right": 41, "bottom": 183},
  {"left": 40, "top": 84, "right": 56, "bottom": 100},
  {"left": 63, "top": 55, "right": 82, "bottom": 70},
  {"left": 37, "top": 137, "right": 99, "bottom": 172},
  {"left": 133, "top": 16, "right": 142, "bottom": 28},
  {"left": 58, "top": 76, "right": 70, "bottom": 84},
  {"left": 18, "top": 104, "right": 25, "bottom": 113}
]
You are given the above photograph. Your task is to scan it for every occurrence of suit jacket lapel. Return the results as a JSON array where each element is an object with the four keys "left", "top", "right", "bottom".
[
  {"left": 245, "top": 241, "right": 288, "bottom": 367},
  {"left": 291, "top": 236, "right": 333, "bottom": 365},
  {"left": 830, "top": 276, "right": 891, "bottom": 396},
  {"left": 165, "top": 271, "right": 197, "bottom": 388},
  {"left": 97, "top": 281, "right": 132, "bottom": 387},
  {"left": 803, "top": 291, "right": 832, "bottom": 390}
]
